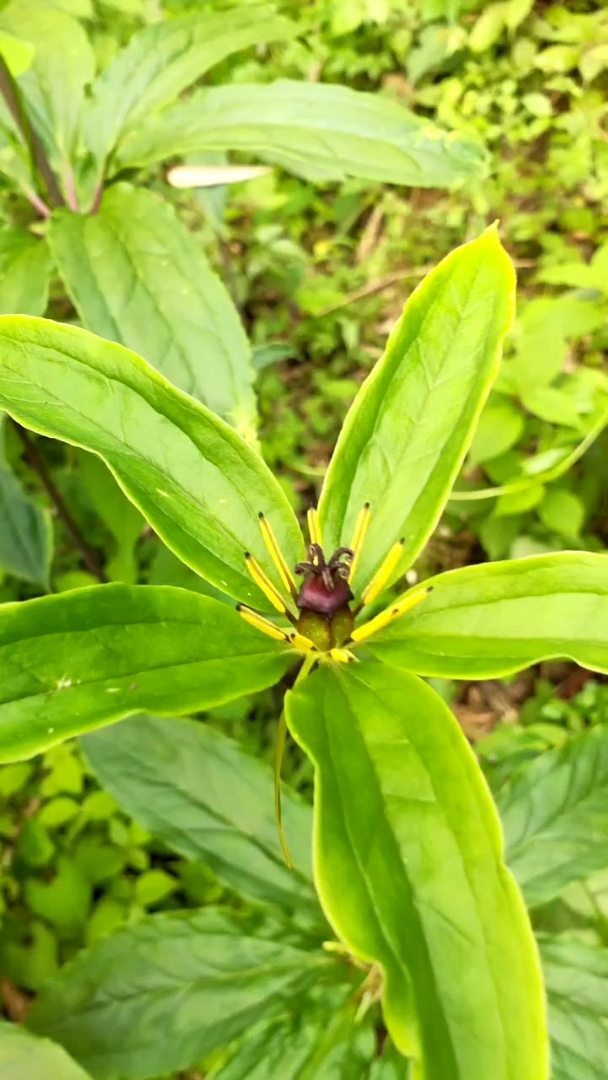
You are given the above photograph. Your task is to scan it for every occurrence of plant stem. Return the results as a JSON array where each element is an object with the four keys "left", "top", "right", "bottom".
[
  {"left": 0, "top": 54, "right": 65, "bottom": 209},
  {"left": 14, "top": 424, "right": 106, "bottom": 582}
]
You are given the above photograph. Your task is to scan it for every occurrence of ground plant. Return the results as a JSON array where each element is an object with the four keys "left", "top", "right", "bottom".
[
  {"left": 1, "top": 2, "right": 608, "bottom": 1079},
  {"left": 0, "top": 229, "right": 607, "bottom": 1078}
]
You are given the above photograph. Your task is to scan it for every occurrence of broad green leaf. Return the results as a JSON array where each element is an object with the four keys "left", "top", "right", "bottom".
[
  {"left": 27, "top": 908, "right": 330, "bottom": 1080},
  {"left": 318, "top": 228, "right": 515, "bottom": 595},
  {"left": 0, "top": 229, "right": 52, "bottom": 316},
  {"left": 496, "top": 727, "right": 608, "bottom": 908},
  {"left": 286, "top": 663, "right": 547, "bottom": 1080},
  {"left": 365, "top": 553, "right": 608, "bottom": 678},
  {"left": 0, "top": 583, "right": 292, "bottom": 762},
  {"left": 0, "top": 316, "right": 304, "bottom": 610},
  {"left": 49, "top": 184, "right": 257, "bottom": 435},
  {"left": 0, "top": 415, "right": 51, "bottom": 586},
  {"left": 468, "top": 401, "right": 524, "bottom": 465},
  {"left": 539, "top": 936, "right": 608, "bottom": 1080},
  {"left": 116, "top": 80, "right": 488, "bottom": 187},
  {"left": 210, "top": 989, "right": 382, "bottom": 1080},
  {"left": 85, "top": 5, "right": 296, "bottom": 165},
  {"left": 0, "top": 1021, "right": 92, "bottom": 1080},
  {"left": 0, "top": 6, "right": 94, "bottom": 169},
  {"left": 82, "top": 714, "right": 317, "bottom": 914}
]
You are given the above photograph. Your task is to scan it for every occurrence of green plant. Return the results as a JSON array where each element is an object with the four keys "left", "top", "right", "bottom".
[
  {"left": 4, "top": 709, "right": 603, "bottom": 1080},
  {"left": 2, "top": 228, "right": 608, "bottom": 1076}
]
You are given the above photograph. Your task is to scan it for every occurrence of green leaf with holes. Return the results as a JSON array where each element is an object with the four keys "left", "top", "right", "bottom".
[
  {"left": 497, "top": 726, "right": 608, "bottom": 908},
  {"left": 117, "top": 80, "right": 488, "bottom": 187},
  {"left": 317, "top": 227, "right": 515, "bottom": 596},
  {"left": 27, "top": 908, "right": 329, "bottom": 1080},
  {"left": 49, "top": 185, "right": 257, "bottom": 437},
  {"left": 0, "top": 1021, "right": 92, "bottom": 1080},
  {"left": 365, "top": 552, "right": 608, "bottom": 678},
  {"left": 0, "top": 316, "right": 304, "bottom": 609},
  {"left": 0, "top": 584, "right": 292, "bottom": 762},
  {"left": 286, "top": 662, "right": 547, "bottom": 1080},
  {"left": 82, "top": 714, "right": 316, "bottom": 915}
]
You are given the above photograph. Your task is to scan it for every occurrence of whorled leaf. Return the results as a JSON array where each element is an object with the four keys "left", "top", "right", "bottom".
[
  {"left": 27, "top": 908, "right": 330, "bottom": 1080},
  {"left": 318, "top": 227, "right": 515, "bottom": 596},
  {"left": 539, "top": 936, "right": 608, "bottom": 1080},
  {"left": 0, "top": 316, "right": 304, "bottom": 609},
  {"left": 0, "top": 584, "right": 293, "bottom": 762},
  {"left": 84, "top": 5, "right": 296, "bottom": 167},
  {"left": 82, "top": 714, "right": 316, "bottom": 915},
  {"left": 286, "top": 662, "right": 547, "bottom": 1080},
  {"left": 497, "top": 725, "right": 608, "bottom": 908},
  {"left": 49, "top": 184, "right": 257, "bottom": 436},
  {"left": 365, "top": 553, "right": 608, "bottom": 678},
  {"left": 116, "top": 80, "right": 488, "bottom": 187}
]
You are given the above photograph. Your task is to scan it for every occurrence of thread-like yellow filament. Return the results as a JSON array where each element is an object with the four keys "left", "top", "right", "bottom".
[
  {"left": 348, "top": 502, "right": 370, "bottom": 582},
  {"left": 258, "top": 513, "right": 297, "bottom": 597},
  {"left": 307, "top": 506, "right": 322, "bottom": 548},
  {"left": 236, "top": 605, "right": 289, "bottom": 642},
  {"left": 351, "top": 588, "right": 431, "bottom": 643},
  {"left": 360, "top": 539, "right": 405, "bottom": 607},
  {"left": 244, "top": 554, "right": 287, "bottom": 613},
  {"left": 288, "top": 630, "right": 319, "bottom": 653}
]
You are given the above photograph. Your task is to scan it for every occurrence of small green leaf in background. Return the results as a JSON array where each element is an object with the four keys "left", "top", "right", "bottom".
[
  {"left": 49, "top": 184, "right": 258, "bottom": 438},
  {"left": 521, "top": 386, "right": 584, "bottom": 430},
  {"left": 0, "top": 1021, "right": 92, "bottom": 1080},
  {"left": 82, "top": 714, "right": 316, "bottom": 914},
  {"left": 0, "top": 316, "right": 304, "bottom": 608},
  {"left": 318, "top": 227, "right": 515, "bottom": 595},
  {"left": 286, "top": 663, "right": 547, "bottom": 1080},
  {"left": 538, "top": 488, "right": 584, "bottom": 542},
  {"left": 468, "top": 401, "right": 524, "bottom": 464},
  {"left": 0, "top": 416, "right": 51, "bottom": 587},
  {"left": 27, "top": 908, "right": 330, "bottom": 1080},
  {"left": 84, "top": 5, "right": 296, "bottom": 167},
  {"left": 539, "top": 936, "right": 608, "bottom": 1080},
  {"left": 117, "top": 80, "right": 488, "bottom": 187},
  {"left": 0, "top": 584, "right": 292, "bottom": 762},
  {"left": 0, "top": 229, "right": 52, "bottom": 316},
  {"left": 365, "top": 552, "right": 608, "bottom": 678},
  {"left": 498, "top": 726, "right": 608, "bottom": 908},
  {"left": 25, "top": 854, "right": 91, "bottom": 936}
]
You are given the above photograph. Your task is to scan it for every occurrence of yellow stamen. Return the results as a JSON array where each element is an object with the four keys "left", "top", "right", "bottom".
[
  {"left": 351, "top": 587, "right": 431, "bottom": 643},
  {"left": 258, "top": 512, "right": 297, "bottom": 597},
  {"left": 348, "top": 502, "right": 371, "bottom": 582},
  {"left": 361, "top": 539, "right": 405, "bottom": 607},
  {"left": 307, "top": 506, "right": 322, "bottom": 548},
  {"left": 289, "top": 630, "right": 319, "bottom": 654},
  {"left": 237, "top": 605, "right": 289, "bottom": 642},
  {"left": 330, "top": 647, "right": 356, "bottom": 664},
  {"left": 244, "top": 553, "right": 287, "bottom": 614}
]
